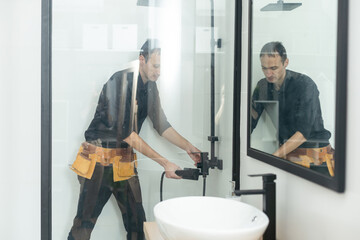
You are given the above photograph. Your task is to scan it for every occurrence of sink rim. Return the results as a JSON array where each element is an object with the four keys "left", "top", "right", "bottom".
[{"left": 154, "top": 196, "right": 269, "bottom": 235}]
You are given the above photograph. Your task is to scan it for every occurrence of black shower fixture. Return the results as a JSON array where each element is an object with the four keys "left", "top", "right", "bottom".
[{"left": 261, "top": 0, "right": 302, "bottom": 11}]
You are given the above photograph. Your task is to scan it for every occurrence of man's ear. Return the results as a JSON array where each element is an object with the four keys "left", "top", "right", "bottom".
[
  {"left": 139, "top": 55, "right": 145, "bottom": 64},
  {"left": 284, "top": 58, "right": 289, "bottom": 67}
]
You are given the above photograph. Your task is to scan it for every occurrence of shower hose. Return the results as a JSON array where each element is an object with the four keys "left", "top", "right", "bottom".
[{"left": 159, "top": 171, "right": 206, "bottom": 201}]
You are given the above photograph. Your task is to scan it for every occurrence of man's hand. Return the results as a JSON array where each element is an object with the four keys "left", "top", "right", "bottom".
[
  {"left": 273, "top": 131, "right": 306, "bottom": 158},
  {"left": 162, "top": 127, "right": 202, "bottom": 165},
  {"left": 124, "top": 132, "right": 180, "bottom": 179},
  {"left": 163, "top": 161, "right": 182, "bottom": 179},
  {"left": 251, "top": 106, "right": 259, "bottom": 120},
  {"left": 186, "top": 145, "right": 201, "bottom": 164}
]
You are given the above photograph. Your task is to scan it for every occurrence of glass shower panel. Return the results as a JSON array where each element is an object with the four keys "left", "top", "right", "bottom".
[{"left": 51, "top": 0, "right": 234, "bottom": 239}]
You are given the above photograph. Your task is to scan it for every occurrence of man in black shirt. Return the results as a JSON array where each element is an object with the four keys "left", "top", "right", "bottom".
[
  {"left": 68, "top": 39, "right": 201, "bottom": 240},
  {"left": 251, "top": 41, "right": 334, "bottom": 176}
]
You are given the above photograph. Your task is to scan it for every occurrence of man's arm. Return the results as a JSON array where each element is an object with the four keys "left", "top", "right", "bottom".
[
  {"left": 161, "top": 127, "right": 201, "bottom": 164},
  {"left": 273, "top": 131, "right": 306, "bottom": 158},
  {"left": 147, "top": 84, "right": 200, "bottom": 164},
  {"left": 124, "top": 131, "right": 181, "bottom": 179},
  {"left": 251, "top": 106, "right": 259, "bottom": 120},
  {"left": 250, "top": 83, "right": 265, "bottom": 132}
]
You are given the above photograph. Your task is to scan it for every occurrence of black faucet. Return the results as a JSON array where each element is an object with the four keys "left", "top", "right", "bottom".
[
  {"left": 196, "top": 152, "right": 223, "bottom": 177},
  {"left": 194, "top": 152, "right": 223, "bottom": 196},
  {"left": 234, "top": 173, "right": 276, "bottom": 240}
]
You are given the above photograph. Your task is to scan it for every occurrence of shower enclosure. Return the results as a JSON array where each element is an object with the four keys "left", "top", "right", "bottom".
[{"left": 42, "top": 0, "right": 236, "bottom": 239}]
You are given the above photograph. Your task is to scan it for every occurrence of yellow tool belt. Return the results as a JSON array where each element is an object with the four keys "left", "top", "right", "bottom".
[
  {"left": 70, "top": 142, "right": 137, "bottom": 182},
  {"left": 285, "top": 144, "right": 335, "bottom": 176}
]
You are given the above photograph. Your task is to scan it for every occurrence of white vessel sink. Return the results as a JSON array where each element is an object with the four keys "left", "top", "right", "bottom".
[{"left": 154, "top": 196, "right": 269, "bottom": 240}]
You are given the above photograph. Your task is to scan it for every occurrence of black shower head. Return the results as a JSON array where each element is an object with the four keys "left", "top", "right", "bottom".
[
  {"left": 261, "top": 0, "right": 302, "bottom": 11},
  {"left": 137, "top": 0, "right": 163, "bottom": 7}
]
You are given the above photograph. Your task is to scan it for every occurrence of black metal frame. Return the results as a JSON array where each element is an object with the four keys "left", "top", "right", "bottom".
[
  {"left": 232, "top": 0, "right": 242, "bottom": 191},
  {"left": 41, "top": 0, "right": 52, "bottom": 239},
  {"left": 245, "top": 0, "right": 348, "bottom": 192},
  {"left": 42, "top": 0, "right": 242, "bottom": 238}
]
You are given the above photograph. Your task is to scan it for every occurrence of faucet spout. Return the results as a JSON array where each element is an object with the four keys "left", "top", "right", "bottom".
[
  {"left": 234, "top": 173, "right": 276, "bottom": 240},
  {"left": 234, "top": 189, "right": 265, "bottom": 195}
]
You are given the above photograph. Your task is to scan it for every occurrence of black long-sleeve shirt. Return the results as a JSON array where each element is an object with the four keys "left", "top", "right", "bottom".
[
  {"left": 85, "top": 70, "right": 171, "bottom": 148},
  {"left": 251, "top": 70, "right": 331, "bottom": 148}
]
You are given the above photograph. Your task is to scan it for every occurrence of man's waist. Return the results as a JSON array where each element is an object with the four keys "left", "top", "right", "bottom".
[
  {"left": 81, "top": 142, "right": 134, "bottom": 162},
  {"left": 72, "top": 142, "right": 137, "bottom": 180},
  {"left": 85, "top": 136, "right": 130, "bottom": 148},
  {"left": 99, "top": 141, "right": 129, "bottom": 149},
  {"left": 298, "top": 141, "right": 329, "bottom": 148},
  {"left": 287, "top": 144, "right": 334, "bottom": 159},
  {"left": 280, "top": 138, "right": 329, "bottom": 148}
]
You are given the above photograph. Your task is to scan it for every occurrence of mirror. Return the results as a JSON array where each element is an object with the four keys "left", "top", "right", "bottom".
[{"left": 246, "top": 0, "right": 348, "bottom": 192}]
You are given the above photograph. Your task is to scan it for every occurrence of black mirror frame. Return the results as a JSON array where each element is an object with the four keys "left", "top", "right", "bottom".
[{"left": 245, "top": 0, "right": 348, "bottom": 192}]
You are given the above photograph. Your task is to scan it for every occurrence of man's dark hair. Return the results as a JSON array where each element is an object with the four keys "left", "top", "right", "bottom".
[
  {"left": 140, "top": 39, "right": 161, "bottom": 62},
  {"left": 260, "top": 41, "right": 287, "bottom": 64}
]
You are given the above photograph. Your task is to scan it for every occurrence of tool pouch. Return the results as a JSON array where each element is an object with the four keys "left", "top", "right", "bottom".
[
  {"left": 113, "top": 153, "right": 137, "bottom": 182},
  {"left": 70, "top": 146, "right": 96, "bottom": 179}
]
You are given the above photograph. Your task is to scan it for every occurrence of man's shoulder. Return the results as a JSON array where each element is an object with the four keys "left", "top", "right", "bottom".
[
  {"left": 99, "top": 70, "right": 134, "bottom": 98},
  {"left": 146, "top": 81, "right": 159, "bottom": 94},
  {"left": 105, "top": 70, "right": 134, "bottom": 86},
  {"left": 287, "top": 70, "right": 312, "bottom": 81},
  {"left": 108, "top": 70, "right": 130, "bottom": 81},
  {"left": 286, "top": 70, "right": 315, "bottom": 86},
  {"left": 110, "top": 70, "right": 124, "bottom": 79},
  {"left": 256, "top": 78, "right": 269, "bottom": 88}
]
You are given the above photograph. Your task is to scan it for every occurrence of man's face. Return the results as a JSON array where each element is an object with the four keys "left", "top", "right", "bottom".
[
  {"left": 260, "top": 54, "right": 288, "bottom": 87},
  {"left": 140, "top": 52, "right": 161, "bottom": 83}
]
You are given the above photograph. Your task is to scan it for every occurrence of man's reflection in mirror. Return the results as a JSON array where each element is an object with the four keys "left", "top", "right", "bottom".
[
  {"left": 67, "top": 39, "right": 201, "bottom": 240},
  {"left": 251, "top": 41, "right": 335, "bottom": 177}
]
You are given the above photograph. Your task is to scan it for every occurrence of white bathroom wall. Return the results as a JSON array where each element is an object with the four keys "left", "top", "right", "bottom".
[
  {"left": 0, "top": 0, "right": 41, "bottom": 239},
  {"left": 240, "top": 0, "right": 360, "bottom": 239}
]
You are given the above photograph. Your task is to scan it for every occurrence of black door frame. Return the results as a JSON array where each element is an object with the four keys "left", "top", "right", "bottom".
[{"left": 41, "top": 0, "right": 243, "bottom": 238}]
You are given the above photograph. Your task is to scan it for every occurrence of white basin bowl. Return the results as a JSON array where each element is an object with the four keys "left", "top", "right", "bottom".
[{"left": 154, "top": 196, "right": 269, "bottom": 240}]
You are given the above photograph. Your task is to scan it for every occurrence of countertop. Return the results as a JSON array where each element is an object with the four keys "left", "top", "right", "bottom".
[{"left": 144, "top": 222, "right": 165, "bottom": 240}]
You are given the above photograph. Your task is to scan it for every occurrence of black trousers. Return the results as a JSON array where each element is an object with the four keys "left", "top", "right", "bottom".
[{"left": 68, "top": 164, "right": 146, "bottom": 240}]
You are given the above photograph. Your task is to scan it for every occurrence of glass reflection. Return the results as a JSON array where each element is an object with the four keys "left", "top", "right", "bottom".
[
  {"left": 250, "top": 42, "right": 335, "bottom": 177},
  {"left": 52, "top": 0, "right": 235, "bottom": 239}
]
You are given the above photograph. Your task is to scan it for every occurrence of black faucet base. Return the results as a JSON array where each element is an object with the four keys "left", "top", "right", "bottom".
[{"left": 234, "top": 173, "right": 276, "bottom": 240}]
